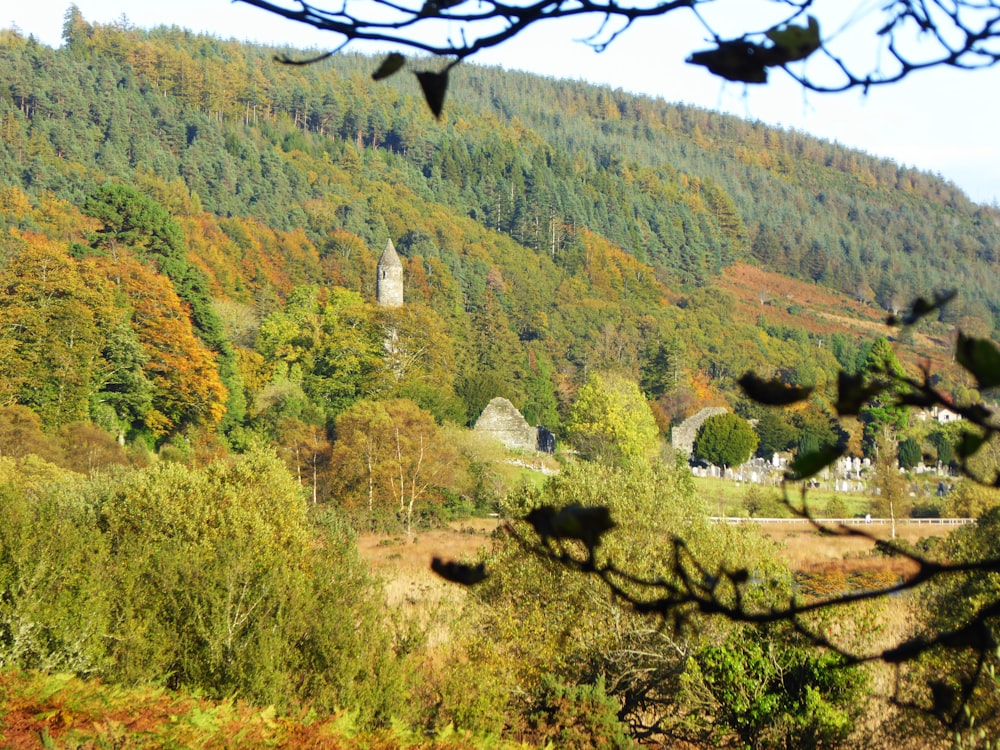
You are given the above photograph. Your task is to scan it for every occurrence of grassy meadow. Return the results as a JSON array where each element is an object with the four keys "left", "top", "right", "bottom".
[{"left": 691, "top": 475, "right": 955, "bottom": 519}]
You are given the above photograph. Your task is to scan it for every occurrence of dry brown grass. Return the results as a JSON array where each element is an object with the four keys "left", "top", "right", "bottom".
[
  {"left": 358, "top": 518, "right": 498, "bottom": 578},
  {"left": 359, "top": 519, "right": 500, "bottom": 646},
  {"left": 763, "top": 521, "right": 947, "bottom": 568},
  {"left": 359, "top": 518, "right": 960, "bottom": 654},
  {"left": 716, "top": 262, "right": 954, "bottom": 371},
  {"left": 360, "top": 518, "right": 955, "bottom": 586}
]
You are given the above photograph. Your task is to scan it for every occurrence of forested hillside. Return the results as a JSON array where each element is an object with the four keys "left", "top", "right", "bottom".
[
  {"left": 0, "top": 10, "right": 993, "bottom": 463},
  {"left": 6, "top": 11, "right": 1000, "bottom": 747}
]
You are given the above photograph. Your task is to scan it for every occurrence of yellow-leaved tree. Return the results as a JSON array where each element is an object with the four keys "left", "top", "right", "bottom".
[
  {"left": 0, "top": 231, "right": 115, "bottom": 426},
  {"left": 566, "top": 372, "right": 660, "bottom": 465}
]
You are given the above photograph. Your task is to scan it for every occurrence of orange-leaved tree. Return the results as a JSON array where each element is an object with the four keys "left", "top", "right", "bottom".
[{"left": 112, "top": 255, "right": 228, "bottom": 435}]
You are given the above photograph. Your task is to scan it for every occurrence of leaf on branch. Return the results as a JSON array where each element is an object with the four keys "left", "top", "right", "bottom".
[
  {"left": 956, "top": 333, "right": 1000, "bottom": 390},
  {"left": 739, "top": 372, "right": 813, "bottom": 405},
  {"left": 964, "top": 403, "right": 996, "bottom": 424},
  {"left": 785, "top": 444, "right": 846, "bottom": 481},
  {"left": 687, "top": 41, "right": 769, "bottom": 84},
  {"left": 415, "top": 70, "right": 449, "bottom": 118},
  {"left": 834, "top": 371, "right": 886, "bottom": 416},
  {"left": 730, "top": 568, "right": 750, "bottom": 584},
  {"left": 689, "top": 17, "right": 821, "bottom": 83},
  {"left": 525, "top": 504, "right": 616, "bottom": 548},
  {"left": 372, "top": 52, "right": 406, "bottom": 81},
  {"left": 431, "top": 557, "right": 487, "bottom": 585},
  {"left": 886, "top": 290, "right": 957, "bottom": 326},
  {"left": 765, "top": 16, "right": 821, "bottom": 63}
]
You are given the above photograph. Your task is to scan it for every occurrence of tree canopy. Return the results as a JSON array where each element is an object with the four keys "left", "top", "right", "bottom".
[
  {"left": 693, "top": 412, "right": 758, "bottom": 468},
  {"left": 5, "top": 13, "right": 1000, "bottom": 747},
  {"left": 329, "top": 398, "right": 462, "bottom": 533},
  {"left": 566, "top": 372, "right": 660, "bottom": 465}
]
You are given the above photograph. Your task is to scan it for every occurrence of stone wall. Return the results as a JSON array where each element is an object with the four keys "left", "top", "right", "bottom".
[
  {"left": 475, "top": 397, "right": 541, "bottom": 452},
  {"left": 671, "top": 407, "right": 728, "bottom": 457}
]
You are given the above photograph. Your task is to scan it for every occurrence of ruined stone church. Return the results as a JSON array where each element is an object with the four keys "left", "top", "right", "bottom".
[{"left": 475, "top": 397, "right": 555, "bottom": 454}]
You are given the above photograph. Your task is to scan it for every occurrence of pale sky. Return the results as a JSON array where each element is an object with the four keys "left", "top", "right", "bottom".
[{"left": 6, "top": 1, "right": 1000, "bottom": 205}]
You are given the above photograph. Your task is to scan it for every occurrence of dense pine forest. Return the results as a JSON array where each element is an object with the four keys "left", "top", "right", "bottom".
[{"left": 2, "top": 8, "right": 1000, "bottom": 748}]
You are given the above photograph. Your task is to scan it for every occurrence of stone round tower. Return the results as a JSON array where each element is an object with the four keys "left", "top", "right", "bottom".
[{"left": 376, "top": 238, "right": 403, "bottom": 307}]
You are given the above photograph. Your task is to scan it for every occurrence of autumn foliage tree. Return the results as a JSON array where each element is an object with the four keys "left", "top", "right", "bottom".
[
  {"left": 0, "top": 232, "right": 115, "bottom": 427},
  {"left": 0, "top": 406, "right": 63, "bottom": 463},
  {"left": 83, "top": 184, "right": 245, "bottom": 429},
  {"left": 254, "top": 286, "right": 388, "bottom": 423},
  {"left": 275, "top": 417, "right": 332, "bottom": 504},
  {"left": 379, "top": 302, "right": 466, "bottom": 423},
  {"left": 113, "top": 256, "right": 228, "bottom": 435},
  {"left": 566, "top": 372, "right": 660, "bottom": 465},
  {"left": 329, "top": 398, "right": 463, "bottom": 533}
]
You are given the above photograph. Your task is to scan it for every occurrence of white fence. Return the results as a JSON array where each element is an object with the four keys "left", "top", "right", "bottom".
[{"left": 709, "top": 517, "right": 976, "bottom": 526}]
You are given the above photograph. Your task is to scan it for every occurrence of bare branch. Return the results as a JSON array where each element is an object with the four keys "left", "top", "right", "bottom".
[{"left": 239, "top": 0, "right": 1000, "bottom": 94}]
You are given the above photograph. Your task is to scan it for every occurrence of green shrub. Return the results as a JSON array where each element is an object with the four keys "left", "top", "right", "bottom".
[
  {"left": 825, "top": 495, "right": 848, "bottom": 519},
  {"left": 695, "top": 413, "right": 758, "bottom": 468},
  {"left": 474, "top": 459, "right": 796, "bottom": 741},
  {"left": 898, "top": 437, "right": 923, "bottom": 470},
  {"left": 698, "top": 625, "right": 864, "bottom": 749},
  {"left": 527, "top": 675, "right": 635, "bottom": 749},
  {"left": 0, "top": 460, "right": 109, "bottom": 675},
  {"left": 0, "top": 449, "right": 410, "bottom": 729}
]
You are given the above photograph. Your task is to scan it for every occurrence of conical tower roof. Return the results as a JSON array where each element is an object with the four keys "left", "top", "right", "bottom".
[{"left": 378, "top": 238, "right": 402, "bottom": 269}]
